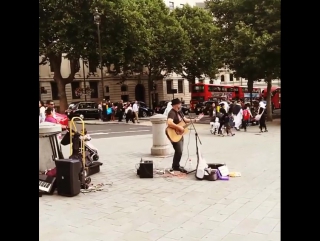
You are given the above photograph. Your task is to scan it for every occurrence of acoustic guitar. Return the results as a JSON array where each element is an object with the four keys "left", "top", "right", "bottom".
[{"left": 166, "top": 114, "right": 204, "bottom": 142}]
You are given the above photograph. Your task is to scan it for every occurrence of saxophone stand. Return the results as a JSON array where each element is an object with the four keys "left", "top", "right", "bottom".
[{"left": 186, "top": 117, "right": 202, "bottom": 174}]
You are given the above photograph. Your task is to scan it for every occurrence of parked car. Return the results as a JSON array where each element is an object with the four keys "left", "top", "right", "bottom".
[
  {"left": 55, "top": 112, "right": 69, "bottom": 127},
  {"left": 65, "top": 101, "right": 99, "bottom": 120},
  {"left": 134, "top": 101, "right": 154, "bottom": 117},
  {"left": 201, "top": 101, "right": 215, "bottom": 115},
  {"left": 154, "top": 101, "right": 169, "bottom": 114},
  {"left": 194, "top": 102, "right": 205, "bottom": 115}
]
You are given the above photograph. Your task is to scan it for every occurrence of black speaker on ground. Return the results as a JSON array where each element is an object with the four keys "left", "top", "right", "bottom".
[
  {"left": 137, "top": 160, "right": 153, "bottom": 178},
  {"left": 55, "top": 159, "right": 81, "bottom": 197}
]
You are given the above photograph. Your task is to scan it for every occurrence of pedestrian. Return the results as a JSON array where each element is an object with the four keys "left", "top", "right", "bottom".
[
  {"left": 111, "top": 102, "right": 115, "bottom": 121},
  {"left": 117, "top": 100, "right": 124, "bottom": 122},
  {"left": 242, "top": 105, "right": 251, "bottom": 132},
  {"left": 163, "top": 102, "right": 172, "bottom": 116},
  {"left": 258, "top": 102, "right": 268, "bottom": 133},
  {"left": 44, "top": 107, "right": 57, "bottom": 123},
  {"left": 98, "top": 101, "right": 102, "bottom": 120},
  {"left": 125, "top": 104, "right": 135, "bottom": 123},
  {"left": 132, "top": 100, "right": 140, "bottom": 123},
  {"left": 217, "top": 103, "right": 227, "bottom": 136},
  {"left": 224, "top": 114, "right": 235, "bottom": 136},
  {"left": 39, "top": 100, "right": 46, "bottom": 123},
  {"left": 233, "top": 100, "right": 242, "bottom": 131}
]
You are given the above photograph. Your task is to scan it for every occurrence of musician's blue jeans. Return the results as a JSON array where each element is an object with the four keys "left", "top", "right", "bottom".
[{"left": 171, "top": 137, "right": 184, "bottom": 169}]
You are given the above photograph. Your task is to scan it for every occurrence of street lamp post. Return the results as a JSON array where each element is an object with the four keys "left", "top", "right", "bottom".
[
  {"left": 94, "top": 8, "right": 104, "bottom": 99},
  {"left": 82, "top": 59, "right": 87, "bottom": 101}
]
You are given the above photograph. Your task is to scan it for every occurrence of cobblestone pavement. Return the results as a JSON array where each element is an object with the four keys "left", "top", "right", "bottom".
[{"left": 40, "top": 121, "right": 280, "bottom": 241}]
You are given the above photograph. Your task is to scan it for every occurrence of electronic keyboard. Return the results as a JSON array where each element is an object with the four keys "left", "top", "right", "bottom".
[{"left": 39, "top": 174, "right": 56, "bottom": 194}]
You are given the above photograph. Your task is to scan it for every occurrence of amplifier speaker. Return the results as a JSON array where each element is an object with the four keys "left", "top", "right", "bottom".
[
  {"left": 137, "top": 160, "right": 153, "bottom": 178},
  {"left": 55, "top": 159, "right": 81, "bottom": 197}
]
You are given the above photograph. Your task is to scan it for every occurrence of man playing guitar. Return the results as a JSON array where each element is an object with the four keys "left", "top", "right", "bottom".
[{"left": 167, "top": 98, "right": 201, "bottom": 172}]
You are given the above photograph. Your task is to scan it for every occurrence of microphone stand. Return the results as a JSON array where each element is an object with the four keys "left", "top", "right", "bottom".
[{"left": 186, "top": 113, "right": 202, "bottom": 174}]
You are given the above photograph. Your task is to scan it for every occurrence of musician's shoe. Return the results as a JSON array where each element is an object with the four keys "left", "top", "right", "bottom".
[{"left": 172, "top": 166, "right": 187, "bottom": 173}]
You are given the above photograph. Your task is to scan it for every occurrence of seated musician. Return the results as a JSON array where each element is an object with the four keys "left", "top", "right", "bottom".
[{"left": 167, "top": 98, "right": 199, "bottom": 172}]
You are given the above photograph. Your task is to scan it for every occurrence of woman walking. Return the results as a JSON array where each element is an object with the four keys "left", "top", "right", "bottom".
[
  {"left": 217, "top": 103, "right": 227, "bottom": 136},
  {"left": 258, "top": 102, "right": 268, "bottom": 133}
]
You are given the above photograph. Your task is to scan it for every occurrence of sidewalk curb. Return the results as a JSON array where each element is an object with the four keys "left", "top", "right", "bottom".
[{"left": 76, "top": 121, "right": 152, "bottom": 126}]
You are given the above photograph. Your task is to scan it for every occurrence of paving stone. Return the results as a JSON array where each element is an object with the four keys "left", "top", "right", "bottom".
[
  {"left": 247, "top": 206, "right": 274, "bottom": 220},
  {"left": 40, "top": 124, "right": 280, "bottom": 241},
  {"left": 230, "top": 218, "right": 260, "bottom": 235},
  {"left": 267, "top": 231, "right": 280, "bottom": 241},
  {"left": 136, "top": 222, "right": 158, "bottom": 232},
  {"left": 222, "top": 233, "right": 245, "bottom": 241},
  {"left": 252, "top": 217, "right": 279, "bottom": 235},
  {"left": 245, "top": 232, "right": 268, "bottom": 241}
]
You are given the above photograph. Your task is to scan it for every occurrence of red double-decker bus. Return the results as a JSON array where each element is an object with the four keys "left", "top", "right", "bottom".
[
  {"left": 190, "top": 83, "right": 240, "bottom": 110},
  {"left": 262, "top": 87, "right": 281, "bottom": 109},
  {"left": 239, "top": 86, "right": 261, "bottom": 102}
]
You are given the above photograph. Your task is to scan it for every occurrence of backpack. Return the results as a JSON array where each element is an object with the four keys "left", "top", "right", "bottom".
[
  {"left": 243, "top": 109, "right": 250, "bottom": 120},
  {"left": 233, "top": 105, "right": 241, "bottom": 115}
]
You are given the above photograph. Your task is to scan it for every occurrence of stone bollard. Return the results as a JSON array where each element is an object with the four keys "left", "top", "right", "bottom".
[
  {"left": 39, "top": 122, "right": 62, "bottom": 172},
  {"left": 150, "top": 114, "right": 172, "bottom": 156}
]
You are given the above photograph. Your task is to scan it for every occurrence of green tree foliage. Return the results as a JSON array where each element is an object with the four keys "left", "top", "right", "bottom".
[
  {"left": 129, "top": 0, "right": 190, "bottom": 106},
  {"left": 39, "top": 0, "right": 148, "bottom": 112},
  {"left": 207, "top": 0, "right": 280, "bottom": 120},
  {"left": 171, "top": 5, "right": 222, "bottom": 84}
]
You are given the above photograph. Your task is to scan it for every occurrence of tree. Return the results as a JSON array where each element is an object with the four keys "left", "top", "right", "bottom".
[
  {"left": 129, "top": 0, "right": 190, "bottom": 107},
  {"left": 207, "top": 0, "right": 280, "bottom": 121},
  {"left": 39, "top": 0, "right": 149, "bottom": 112},
  {"left": 171, "top": 5, "right": 222, "bottom": 85}
]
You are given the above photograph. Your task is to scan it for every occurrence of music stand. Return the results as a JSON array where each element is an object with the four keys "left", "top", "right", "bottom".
[{"left": 186, "top": 114, "right": 202, "bottom": 174}]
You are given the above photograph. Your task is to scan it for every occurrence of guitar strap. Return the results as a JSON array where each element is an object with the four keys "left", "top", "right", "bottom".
[{"left": 177, "top": 111, "right": 186, "bottom": 124}]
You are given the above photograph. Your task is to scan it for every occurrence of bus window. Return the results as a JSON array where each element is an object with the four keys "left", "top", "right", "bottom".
[
  {"left": 192, "top": 85, "right": 204, "bottom": 93},
  {"left": 191, "top": 96, "right": 204, "bottom": 101}
]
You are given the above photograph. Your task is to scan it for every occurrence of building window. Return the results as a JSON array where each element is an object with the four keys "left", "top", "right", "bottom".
[
  {"left": 189, "top": 83, "right": 192, "bottom": 92},
  {"left": 166, "top": 80, "right": 173, "bottom": 94},
  {"left": 180, "top": 4, "right": 184, "bottom": 7},
  {"left": 121, "top": 84, "right": 128, "bottom": 92},
  {"left": 169, "top": 1, "right": 174, "bottom": 10},
  {"left": 178, "top": 79, "right": 183, "bottom": 93},
  {"left": 50, "top": 82, "right": 59, "bottom": 100},
  {"left": 50, "top": 64, "right": 54, "bottom": 72},
  {"left": 221, "top": 75, "right": 225, "bottom": 82},
  {"left": 230, "top": 74, "right": 234, "bottom": 81},
  {"left": 90, "top": 81, "right": 98, "bottom": 98},
  {"left": 105, "top": 86, "right": 110, "bottom": 93},
  {"left": 89, "top": 61, "right": 97, "bottom": 73},
  {"left": 71, "top": 82, "right": 81, "bottom": 99},
  {"left": 121, "top": 95, "right": 129, "bottom": 102}
]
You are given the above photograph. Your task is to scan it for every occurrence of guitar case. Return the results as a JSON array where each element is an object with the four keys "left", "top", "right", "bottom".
[{"left": 194, "top": 146, "right": 221, "bottom": 181}]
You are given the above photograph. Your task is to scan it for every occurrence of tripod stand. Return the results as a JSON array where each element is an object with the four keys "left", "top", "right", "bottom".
[{"left": 186, "top": 116, "right": 202, "bottom": 174}]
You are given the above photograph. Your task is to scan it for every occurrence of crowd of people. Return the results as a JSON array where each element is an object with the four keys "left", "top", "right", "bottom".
[
  {"left": 39, "top": 100, "right": 57, "bottom": 124},
  {"left": 208, "top": 98, "right": 268, "bottom": 136},
  {"left": 98, "top": 100, "right": 140, "bottom": 124}
]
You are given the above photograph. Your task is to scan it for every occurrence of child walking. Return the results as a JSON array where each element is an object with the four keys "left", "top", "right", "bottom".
[{"left": 224, "top": 114, "right": 235, "bottom": 136}]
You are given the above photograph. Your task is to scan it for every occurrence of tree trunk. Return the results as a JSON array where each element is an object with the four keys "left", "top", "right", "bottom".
[
  {"left": 266, "top": 79, "right": 272, "bottom": 121},
  {"left": 50, "top": 53, "right": 80, "bottom": 113},
  {"left": 247, "top": 79, "right": 253, "bottom": 106},
  {"left": 56, "top": 78, "right": 68, "bottom": 113}
]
